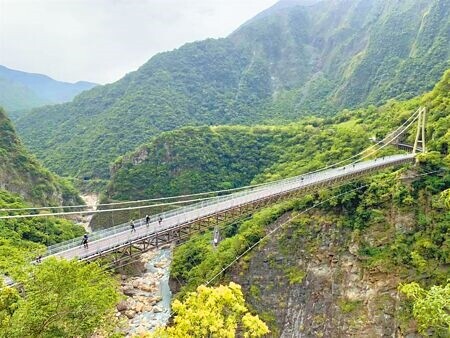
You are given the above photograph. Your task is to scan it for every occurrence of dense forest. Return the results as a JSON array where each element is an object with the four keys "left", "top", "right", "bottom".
[
  {"left": 167, "top": 70, "right": 449, "bottom": 336},
  {"left": 107, "top": 70, "right": 449, "bottom": 203},
  {"left": 14, "top": 0, "right": 450, "bottom": 179},
  {"left": 0, "top": 107, "right": 82, "bottom": 206},
  {"left": 0, "top": 110, "right": 120, "bottom": 338},
  {"left": 0, "top": 0, "right": 448, "bottom": 336}
]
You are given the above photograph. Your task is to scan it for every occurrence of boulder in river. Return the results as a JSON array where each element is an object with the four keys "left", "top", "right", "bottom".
[
  {"left": 124, "top": 310, "right": 136, "bottom": 319},
  {"left": 116, "top": 300, "right": 128, "bottom": 312}
]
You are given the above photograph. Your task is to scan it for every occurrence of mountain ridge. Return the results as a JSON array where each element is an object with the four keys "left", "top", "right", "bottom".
[
  {"left": 106, "top": 69, "right": 449, "bottom": 203},
  {"left": 0, "top": 65, "right": 97, "bottom": 112},
  {"left": 14, "top": 0, "right": 450, "bottom": 179}
]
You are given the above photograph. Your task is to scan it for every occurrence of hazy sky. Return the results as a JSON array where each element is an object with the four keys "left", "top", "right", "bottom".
[{"left": 0, "top": 0, "right": 278, "bottom": 84}]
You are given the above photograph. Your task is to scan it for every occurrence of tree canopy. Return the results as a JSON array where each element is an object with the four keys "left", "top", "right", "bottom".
[
  {"left": 145, "top": 282, "right": 269, "bottom": 338},
  {"left": 400, "top": 281, "right": 450, "bottom": 334},
  {"left": 0, "top": 258, "right": 120, "bottom": 338}
]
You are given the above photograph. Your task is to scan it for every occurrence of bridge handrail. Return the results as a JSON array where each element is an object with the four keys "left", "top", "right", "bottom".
[
  {"left": 44, "top": 183, "right": 270, "bottom": 256},
  {"left": 45, "top": 162, "right": 324, "bottom": 257},
  {"left": 45, "top": 154, "right": 415, "bottom": 257}
]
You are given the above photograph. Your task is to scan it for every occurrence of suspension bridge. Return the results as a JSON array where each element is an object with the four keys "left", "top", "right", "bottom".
[{"left": 0, "top": 107, "right": 428, "bottom": 266}]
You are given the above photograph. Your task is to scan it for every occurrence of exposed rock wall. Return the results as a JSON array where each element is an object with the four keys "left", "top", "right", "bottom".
[{"left": 233, "top": 210, "right": 421, "bottom": 337}]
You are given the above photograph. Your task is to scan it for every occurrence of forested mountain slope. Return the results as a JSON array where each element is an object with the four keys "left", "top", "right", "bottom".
[
  {"left": 0, "top": 65, "right": 97, "bottom": 113},
  {"left": 0, "top": 112, "right": 116, "bottom": 338},
  {"left": 0, "top": 107, "right": 82, "bottom": 206},
  {"left": 0, "top": 77, "right": 48, "bottom": 113},
  {"left": 15, "top": 0, "right": 450, "bottom": 179},
  {"left": 168, "top": 70, "right": 450, "bottom": 337},
  {"left": 107, "top": 70, "right": 449, "bottom": 203},
  {"left": 107, "top": 125, "right": 300, "bottom": 200}
]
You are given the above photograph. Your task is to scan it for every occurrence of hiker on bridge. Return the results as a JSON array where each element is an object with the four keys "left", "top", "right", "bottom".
[
  {"left": 145, "top": 214, "right": 150, "bottom": 226},
  {"left": 130, "top": 220, "right": 136, "bottom": 233},
  {"left": 81, "top": 234, "right": 89, "bottom": 249},
  {"left": 158, "top": 215, "right": 163, "bottom": 226}
]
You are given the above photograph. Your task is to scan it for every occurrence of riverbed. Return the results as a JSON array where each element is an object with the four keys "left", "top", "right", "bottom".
[{"left": 119, "top": 248, "right": 173, "bottom": 336}]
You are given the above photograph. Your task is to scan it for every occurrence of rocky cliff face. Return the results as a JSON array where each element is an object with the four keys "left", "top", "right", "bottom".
[{"left": 232, "top": 209, "right": 424, "bottom": 337}]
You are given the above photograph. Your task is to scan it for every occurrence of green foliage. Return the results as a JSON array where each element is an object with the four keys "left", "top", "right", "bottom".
[
  {"left": 0, "top": 189, "right": 85, "bottom": 279},
  {"left": 0, "top": 258, "right": 120, "bottom": 338},
  {"left": 147, "top": 282, "right": 269, "bottom": 338},
  {"left": 171, "top": 200, "right": 299, "bottom": 296},
  {"left": 0, "top": 281, "right": 19, "bottom": 331},
  {"left": 106, "top": 69, "right": 449, "bottom": 205},
  {"left": 441, "top": 189, "right": 450, "bottom": 209},
  {"left": 284, "top": 266, "right": 306, "bottom": 285},
  {"left": 399, "top": 281, "right": 450, "bottom": 335},
  {"left": 15, "top": 0, "right": 449, "bottom": 179},
  {"left": 149, "top": 68, "right": 450, "bottom": 336},
  {"left": 107, "top": 125, "right": 298, "bottom": 200},
  {"left": 338, "top": 299, "right": 362, "bottom": 314},
  {"left": 0, "top": 108, "right": 82, "bottom": 206}
]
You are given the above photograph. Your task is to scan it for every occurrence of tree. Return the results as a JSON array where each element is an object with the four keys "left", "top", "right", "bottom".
[
  {"left": 1, "top": 258, "right": 120, "bottom": 338},
  {"left": 0, "top": 281, "right": 19, "bottom": 333},
  {"left": 145, "top": 282, "right": 269, "bottom": 338},
  {"left": 399, "top": 281, "right": 450, "bottom": 334},
  {"left": 441, "top": 189, "right": 450, "bottom": 209}
]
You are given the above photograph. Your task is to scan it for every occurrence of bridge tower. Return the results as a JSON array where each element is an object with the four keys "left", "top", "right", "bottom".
[{"left": 413, "top": 107, "right": 426, "bottom": 154}]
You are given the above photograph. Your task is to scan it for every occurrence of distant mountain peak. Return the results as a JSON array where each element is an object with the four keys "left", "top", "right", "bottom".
[{"left": 0, "top": 64, "right": 98, "bottom": 112}]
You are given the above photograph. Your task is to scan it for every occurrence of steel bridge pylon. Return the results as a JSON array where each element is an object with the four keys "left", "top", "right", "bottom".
[{"left": 413, "top": 107, "right": 427, "bottom": 154}]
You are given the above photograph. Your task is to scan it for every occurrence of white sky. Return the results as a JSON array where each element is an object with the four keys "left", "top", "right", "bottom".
[{"left": 0, "top": 0, "right": 278, "bottom": 84}]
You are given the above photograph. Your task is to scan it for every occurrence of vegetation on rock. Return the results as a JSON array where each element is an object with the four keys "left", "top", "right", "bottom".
[
  {"left": 107, "top": 69, "right": 449, "bottom": 203},
  {"left": 400, "top": 282, "right": 449, "bottom": 334}
]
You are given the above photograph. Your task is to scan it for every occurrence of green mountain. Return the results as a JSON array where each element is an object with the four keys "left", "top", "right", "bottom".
[
  {"left": 15, "top": 0, "right": 450, "bottom": 179},
  {"left": 168, "top": 70, "right": 449, "bottom": 336},
  {"left": 0, "top": 77, "right": 49, "bottom": 113},
  {"left": 0, "top": 108, "right": 85, "bottom": 278},
  {"left": 0, "top": 65, "right": 97, "bottom": 114},
  {"left": 106, "top": 69, "right": 449, "bottom": 203},
  {"left": 107, "top": 125, "right": 299, "bottom": 200},
  {"left": 0, "top": 107, "right": 82, "bottom": 206}
]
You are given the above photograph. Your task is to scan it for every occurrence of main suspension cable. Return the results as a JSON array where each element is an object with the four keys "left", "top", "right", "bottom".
[{"left": 1, "top": 108, "right": 422, "bottom": 213}]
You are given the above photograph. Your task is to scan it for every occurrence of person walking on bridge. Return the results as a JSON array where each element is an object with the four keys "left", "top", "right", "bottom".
[
  {"left": 81, "top": 234, "right": 89, "bottom": 249},
  {"left": 130, "top": 220, "right": 136, "bottom": 233},
  {"left": 145, "top": 214, "right": 150, "bottom": 227},
  {"left": 158, "top": 215, "right": 163, "bottom": 226}
]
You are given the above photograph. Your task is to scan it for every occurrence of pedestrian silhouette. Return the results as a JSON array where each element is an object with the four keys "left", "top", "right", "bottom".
[{"left": 81, "top": 234, "right": 89, "bottom": 249}]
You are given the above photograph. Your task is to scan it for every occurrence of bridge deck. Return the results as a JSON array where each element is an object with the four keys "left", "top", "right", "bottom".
[{"left": 49, "top": 154, "right": 415, "bottom": 261}]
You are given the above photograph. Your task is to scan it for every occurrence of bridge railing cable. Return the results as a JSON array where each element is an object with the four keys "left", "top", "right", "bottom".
[
  {"left": 0, "top": 108, "right": 423, "bottom": 213},
  {"left": 204, "top": 167, "right": 444, "bottom": 286},
  {"left": 349, "top": 111, "right": 420, "bottom": 166},
  {"left": 52, "top": 154, "right": 415, "bottom": 259},
  {"left": 0, "top": 109, "right": 423, "bottom": 258}
]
